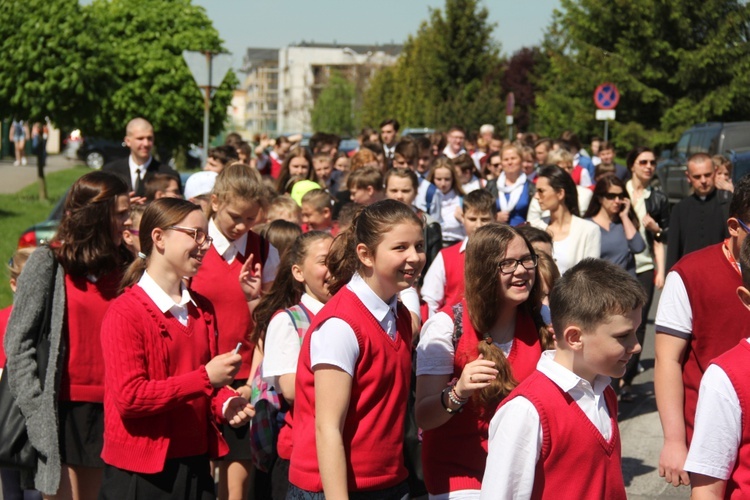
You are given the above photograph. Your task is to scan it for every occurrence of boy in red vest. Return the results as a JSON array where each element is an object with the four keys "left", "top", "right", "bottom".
[
  {"left": 480, "top": 259, "right": 646, "bottom": 499},
  {"left": 684, "top": 236, "right": 750, "bottom": 498},
  {"left": 421, "top": 189, "right": 496, "bottom": 317}
]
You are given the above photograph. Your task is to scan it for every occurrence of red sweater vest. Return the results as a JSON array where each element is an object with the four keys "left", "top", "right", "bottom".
[
  {"left": 422, "top": 303, "right": 542, "bottom": 494},
  {"left": 100, "top": 285, "right": 235, "bottom": 473},
  {"left": 191, "top": 232, "right": 268, "bottom": 379},
  {"left": 712, "top": 340, "right": 750, "bottom": 499},
  {"left": 275, "top": 303, "right": 314, "bottom": 460},
  {"left": 0, "top": 305, "right": 11, "bottom": 367},
  {"left": 672, "top": 243, "right": 749, "bottom": 442},
  {"left": 289, "top": 287, "right": 412, "bottom": 492},
  {"left": 441, "top": 242, "right": 466, "bottom": 311},
  {"left": 502, "top": 370, "right": 625, "bottom": 500},
  {"left": 60, "top": 271, "right": 120, "bottom": 402}
]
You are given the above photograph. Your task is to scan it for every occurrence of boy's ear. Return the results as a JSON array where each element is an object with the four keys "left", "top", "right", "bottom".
[
  {"left": 322, "top": 207, "right": 332, "bottom": 219},
  {"left": 210, "top": 194, "right": 220, "bottom": 213},
  {"left": 562, "top": 325, "right": 583, "bottom": 351},
  {"left": 366, "top": 185, "right": 375, "bottom": 197},
  {"left": 737, "top": 286, "right": 750, "bottom": 310}
]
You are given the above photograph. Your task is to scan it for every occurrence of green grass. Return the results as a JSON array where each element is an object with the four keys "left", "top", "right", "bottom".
[{"left": 0, "top": 166, "right": 90, "bottom": 307}]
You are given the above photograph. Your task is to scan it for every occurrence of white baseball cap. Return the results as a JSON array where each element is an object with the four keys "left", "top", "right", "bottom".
[{"left": 184, "top": 171, "right": 218, "bottom": 200}]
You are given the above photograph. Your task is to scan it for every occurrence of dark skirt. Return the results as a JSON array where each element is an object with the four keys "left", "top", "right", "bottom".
[
  {"left": 58, "top": 401, "right": 104, "bottom": 468},
  {"left": 98, "top": 455, "right": 214, "bottom": 500},
  {"left": 216, "top": 378, "right": 252, "bottom": 461},
  {"left": 286, "top": 481, "right": 409, "bottom": 500},
  {"left": 271, "top": 457, "right": 290, "bottom": 500}
]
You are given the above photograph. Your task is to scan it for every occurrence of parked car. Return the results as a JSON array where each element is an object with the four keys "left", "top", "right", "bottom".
[
  {"left": 77, "top": 137, "right": 130, "bottom": 169},
  {"left": 402, "top": 127, "right": 435, "bottom": 139},
  {"left": 656, "top": 121, "right": 750, "bottom": 203},
  {"left": 17, "top": 190, "right": 68, "bottom": 248}
]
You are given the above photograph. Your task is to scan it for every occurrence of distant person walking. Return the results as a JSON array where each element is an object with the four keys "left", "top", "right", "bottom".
[{"left": 9, "top": 119, "right": 29, "bottom": 166}]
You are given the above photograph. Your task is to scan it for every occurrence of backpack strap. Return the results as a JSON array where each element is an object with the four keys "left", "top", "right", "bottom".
[
  {"left": 426, "top": 182, "right": 437, "bottom": 210},
  {"left": 451, "top": 302, "right": 464, "bottom": 351}
]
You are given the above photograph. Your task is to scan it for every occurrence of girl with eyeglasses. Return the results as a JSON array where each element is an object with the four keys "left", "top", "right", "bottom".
[
  {"left": 621, "top": 147, "right": 670, "bottom": 401},
  {"left": 190, "top": 163, "right": 280, "bottom": 499},
  {"left": 5, "top": 171, "right": 132, "bottom": 497},
  {"left": 99, "top": 198, "right": 253, "bottom": 498},
  {"left": 415, "top": 223, "right": 552, "bottom": 499},
  {"left": 584, "top": 175, "right": 645, "bottom": 277}
]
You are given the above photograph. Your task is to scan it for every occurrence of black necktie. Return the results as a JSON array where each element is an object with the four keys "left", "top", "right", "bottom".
[{"left": 134, "top": 168, "right": 142, "bottom": 195}]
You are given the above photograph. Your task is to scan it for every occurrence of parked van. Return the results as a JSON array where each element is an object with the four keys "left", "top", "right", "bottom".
[{"left": 656, "top": 121, "right": 750, "bottom": 202}]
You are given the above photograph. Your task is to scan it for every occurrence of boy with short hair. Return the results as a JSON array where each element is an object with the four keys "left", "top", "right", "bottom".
[
  {"left": 266, "top": 195, "right": 301, "bottom": 225},
  {"left": 347, "top": 165, "right": 385, "bottom": 206},
  {"left": 300, "top": 189, "right": 338, "bottom": 235},
  {"left": 480, "top": 259, "right": 646, "bottom": 499},
  {"left": 420, "top": 189, "right": 496, "bottom": 317},
  {"left": 144, "top": 173, "right": 182, "bottom": 201},
  {"left": 312, "top": 152, "right": 342, "bottom": 194},
  {"left": 683, "top": 236, "right": 750, "bottom": 498}
]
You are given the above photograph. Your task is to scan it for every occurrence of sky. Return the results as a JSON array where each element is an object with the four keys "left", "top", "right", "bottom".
[{"left": 192, "top": 0, "right": 561, "bottom": 71}]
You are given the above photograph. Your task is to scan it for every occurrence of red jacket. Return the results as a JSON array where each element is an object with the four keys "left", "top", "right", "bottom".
[
  {"left": 502, "top": 370, "right": 625, "bottom": 499},
  {"left": 672, "top": 243, "right": 749, "bottom": 442},
  {"left": 100, "top": 284, "right": 235, "bottom": 473},
  {"left": 289, "top": 287, "right": 412, "bottom": 492},
  {"left": 712, "top": 340, "right": 750, "bottom": 499},
  {"left": 191, "top": 233, "right": 269, "bottom": 379},
  {"left": 422, "top": 303, "right": 542, "bottom": 494}
]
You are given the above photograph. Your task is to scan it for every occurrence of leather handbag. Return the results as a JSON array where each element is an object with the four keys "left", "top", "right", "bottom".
[{"left": 0, "top": 256, "right": 55, "bottom": 470}]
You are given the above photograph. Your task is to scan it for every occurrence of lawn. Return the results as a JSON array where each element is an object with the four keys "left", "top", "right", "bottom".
[{"left": 0, "top": 166, "right": 90, "bottom": 307}]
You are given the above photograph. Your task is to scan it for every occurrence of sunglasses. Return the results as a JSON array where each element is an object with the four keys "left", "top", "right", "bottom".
[
  {"left": 638, "top": 159, "right": 657, "bottom": 166},
  {"left": 603, "top": 192, "right": 626, "bottom": 200}
]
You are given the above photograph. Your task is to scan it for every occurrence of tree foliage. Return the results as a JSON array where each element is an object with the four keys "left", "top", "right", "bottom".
[
  {"left": 311, "top": 70, "right": 356, "bottom": 136},
  {"left": 501, "top": 47, "right": 545, "bottom": 133},
  {"left": 534, "top": 0, "right": 750, "bottom": 149},
  {"left": 0, "top": 0, "right": 236, "bottom": 155},
  {"left": 362, "top": 0, "right": 505, "bottom": 131}
]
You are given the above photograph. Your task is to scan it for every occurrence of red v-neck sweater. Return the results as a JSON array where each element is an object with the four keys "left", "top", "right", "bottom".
[
  {"left": 289, "top": 287, "right": 412, "bottom": 493},
  {"left": 191, "top": 232, "right": 268, "bottom": 379},
  {"left": 421, "top": 302, "right": 542, "bottom": 494},
  {"left": 100, "top": 284, "right": 235, "bottom": 473},
  {"left": 502, "top": 370, "right": 626, "bottom": 499}
]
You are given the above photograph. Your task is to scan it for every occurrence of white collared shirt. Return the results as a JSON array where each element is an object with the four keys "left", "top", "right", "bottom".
[
  {"left": 128, "top": 154, "right": 153, "bottom": 190},
  {"left": 309, "top": 273, "right": 399, "bottom": 376},
  {"left": 420, "top": 238, "right": 468, "bottom": 318},
  {"left": 262, "top": 293, "right": 326, "bottom": 390},
  {"left": 480, "top": 351, "right": 612, "bottom": 500},
  {"left": 208, "top": 218, "right": 281, "bottom": 284},
  {"left": 442, "top": 145, "right": 467, "bottom": 160},
  {"left": 138, "top": 271, "right": 195, "bottom": 326}
]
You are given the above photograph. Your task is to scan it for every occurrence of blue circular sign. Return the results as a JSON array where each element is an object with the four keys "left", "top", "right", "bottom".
[{"left": 593, "top": 83, "right": 620, "bottom": 110}]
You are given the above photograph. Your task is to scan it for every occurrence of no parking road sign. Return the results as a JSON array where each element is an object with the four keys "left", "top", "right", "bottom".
[{"left": 593, "top": 82, "right": 620, "bottom": 110}]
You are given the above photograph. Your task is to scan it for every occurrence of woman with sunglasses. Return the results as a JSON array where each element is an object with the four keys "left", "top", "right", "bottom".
[
  {"left": 415, "top": 223, "right": 552, "bottom": 498},
  {"left": 583, "top": 175, "right": 645, "bottom": 277},
  {"left": 99, "top": 198, "right": 253, "bottom": 498},
  {"left": 620, "top": 147, "right": 669, "bottom": 401}
]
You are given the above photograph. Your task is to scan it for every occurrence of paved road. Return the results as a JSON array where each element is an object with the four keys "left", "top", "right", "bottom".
[{"left": 0, "top": 154, "right": 80, "bottom": 194}]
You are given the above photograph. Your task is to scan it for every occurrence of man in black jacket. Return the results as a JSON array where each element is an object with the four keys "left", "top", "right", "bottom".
[
  {"left": 103, "top": 118, "right": 180, "bottom": 197},
  {"left": 666, "top": 152, "right": 731, "bottom": 270}
]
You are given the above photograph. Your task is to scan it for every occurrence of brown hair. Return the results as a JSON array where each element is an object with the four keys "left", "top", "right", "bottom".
[
  {"left": 462, "top": 189, "right": 497, "bottom": 216},
  {"left": 549, "top": 258, "right": 647, "bottom": 338},
  {"left": 326, "top": 199, "right": 423, "bottom": 295},
  {"left": 260, "top": 219, "right": 304, "bottom": 259},
  {"left": 276, "top": 147, "right": 315, "bottom": 193},
  {"left": 384, "top": 167, "right": 419, "bottom": 192},
  {"left": 463, "top": 224, "right": 553, "bottom": 412},
  {"left": 350, "top": 148, "right": 378, "bottom": 172},
  {"left": 53, "top": 171, "right": 131, "bottom": 277},
  {"left": 427, "top": 158, "right": 465, "bottom": 196},
  {"left": 583, "top": 175, "right": 640, "bottom": 228},
  {"left": 301, "top": 189, "right": 334, "bottom": 212},
  {"left": 144, "top": 173, "right": 178, "bottom": 202},
  {"left": 740, "top": 233, "right": 750, "bottom": 288},
  {"left": 266, "top": 195, "right": 301, "bottom": 223},
  {"left": 209, "top": 163, "right": 266, "bottom": 219},
  {"left": 347, "top": 166, "right": 384, "bottom": 192},
  {"left": 7, "top": 247, "right": 34, "bottom": 281},
  {"left": 536, "top": 251, "right": 560, "bottom": 296},
  {"left": 394, "top": 139, "right": 418, "bottom": 168},
  {"left": 120, "top": 198, "right": 202, "bottom": 291},
  {"left": 252, "top": 231, "right": 333, "bottom": 348}
]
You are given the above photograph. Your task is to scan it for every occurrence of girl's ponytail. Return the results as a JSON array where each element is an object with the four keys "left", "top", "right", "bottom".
[
  {"left": 120, "top": 254, "right": 148, "bottom": 293},
  {"left": 325, "top": 207, "right": 364, "bottom": 296}
]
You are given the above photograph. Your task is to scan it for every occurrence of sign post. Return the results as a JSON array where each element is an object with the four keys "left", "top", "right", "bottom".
[
  {"left": 593, "top": 82, "right": 620, "bottom": 142},
  {"left": 183, "top": 50, "right": 233, "bottom": 160},
  {"left": 505, "top": 92, "right": 515, "bottom": 141}
]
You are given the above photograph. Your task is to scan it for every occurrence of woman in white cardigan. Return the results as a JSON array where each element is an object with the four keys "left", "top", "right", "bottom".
[{"left": 530, "top": 165, "right": 601, "bottom": 274}]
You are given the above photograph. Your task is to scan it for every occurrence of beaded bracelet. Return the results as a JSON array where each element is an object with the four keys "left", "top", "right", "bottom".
[
  {"left": 440, "top": 387, "right": 463, "bottom": 414},
  {"left": 449, "top": 387, "right": 468, "bottom": 406}
]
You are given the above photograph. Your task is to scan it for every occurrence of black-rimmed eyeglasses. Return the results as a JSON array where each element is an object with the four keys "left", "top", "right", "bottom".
[{"left": 498, "top": 254, "right": 538, "bottom": 274}]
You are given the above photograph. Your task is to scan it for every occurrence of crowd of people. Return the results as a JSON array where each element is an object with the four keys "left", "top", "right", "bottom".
[{"left": 0, "top": 115, "right": 748, "bottom": 499}]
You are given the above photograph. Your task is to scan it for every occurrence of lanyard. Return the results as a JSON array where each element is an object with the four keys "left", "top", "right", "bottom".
[{"left": 723, "top": 239, "right": 742, "bottom": 276}]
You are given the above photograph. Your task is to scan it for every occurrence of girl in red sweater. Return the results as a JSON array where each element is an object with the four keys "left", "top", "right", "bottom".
[
  {"left": 4, "top": 171, "right": 133, "bottom": 497},
  {"left": 288, "top": 200, "right": 426, "bottom": 499},
  {"left": 251, "top": 231, "right": 333, "bottom": 499},
  {"left": 99, "top": 198, "right": 254, "bottom": 499},
  {"left": 190, "top": 163, "right": 279, "bottom": 499},
  {"left": 415, "top": 223, "right": 553, "bottom": 498}
]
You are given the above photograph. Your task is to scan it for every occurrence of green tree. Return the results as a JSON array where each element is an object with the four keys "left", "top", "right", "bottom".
[
  {"left": 0, "top": 0, "right": 105, "bottom": 129},
  {"left": 534, "top": 0, "right": 750, "bottom": 150},
  {"left": 311, "top": 71, "right": 356, "bottom": 136},
  {"left": 84, "top": 0, "right": 237, "bottom": 156},
  {"left": 362, "top": 0, "right": 505, "bottom": 131}
]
